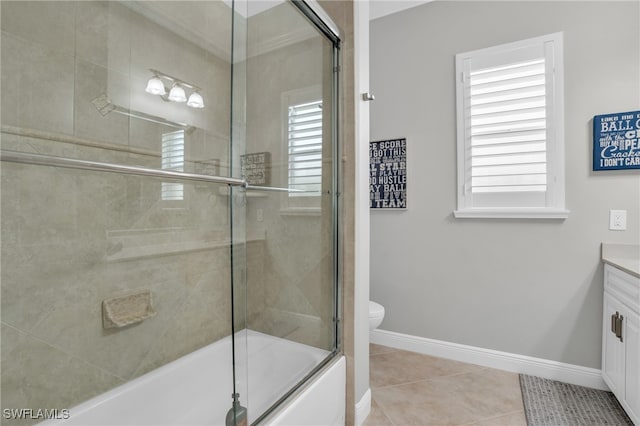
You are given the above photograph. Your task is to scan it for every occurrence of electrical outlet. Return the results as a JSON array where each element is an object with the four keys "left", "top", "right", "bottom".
[{"left": 609, "top": 210, "right": 627, "bottom": 231}]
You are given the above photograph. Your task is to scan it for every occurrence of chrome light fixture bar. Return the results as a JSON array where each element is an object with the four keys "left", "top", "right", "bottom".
[{"left": 146, "top": 69, "right": 205, "bottom": 108}]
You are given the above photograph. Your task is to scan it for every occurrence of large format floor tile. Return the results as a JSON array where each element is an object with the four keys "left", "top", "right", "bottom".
[
  {"left": 370, "top": 347, "right": 485, "bottom": 389},
  {"left": 364, "top": 345, "right": 526, "bottom": 426}
]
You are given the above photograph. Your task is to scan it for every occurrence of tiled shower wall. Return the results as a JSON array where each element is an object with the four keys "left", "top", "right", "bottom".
[
  {"left": 1, "top": 1, "right": 238, "bottom": 421},
  {"left": 244, "top": 3, "right": 335, "bottom": 351},
  {"left": 0, "top": 0, "right": 351, "bottom": 423}
]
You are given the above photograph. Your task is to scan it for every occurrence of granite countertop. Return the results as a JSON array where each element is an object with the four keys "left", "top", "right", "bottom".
[{"left": 602, "top": 243, "right": 640, "bottom": 278}]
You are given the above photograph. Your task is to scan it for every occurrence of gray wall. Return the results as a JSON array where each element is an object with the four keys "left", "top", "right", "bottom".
[{"left": 369, "top": 1, "right": 639, "bottom": 369}]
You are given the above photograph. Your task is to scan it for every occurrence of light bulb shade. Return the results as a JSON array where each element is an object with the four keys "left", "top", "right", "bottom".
[
  {"left": 168, "top": 84, "right": 187, "bottom": 103},
  {"left": 145, "top": 76, "right": 166, "bottom": 96},
  {"left": 187, "top": 92, "right": 205, "bottom": 108}
]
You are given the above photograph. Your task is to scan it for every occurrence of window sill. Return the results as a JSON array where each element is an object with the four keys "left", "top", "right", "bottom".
[{"left": 453, "top": 208, "right": 570, "bottom": 219}]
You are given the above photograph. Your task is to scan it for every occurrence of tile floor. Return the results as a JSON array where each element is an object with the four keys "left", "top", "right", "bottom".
[{"left": 363, "top": 344, "right": 527, "bottom": 426}]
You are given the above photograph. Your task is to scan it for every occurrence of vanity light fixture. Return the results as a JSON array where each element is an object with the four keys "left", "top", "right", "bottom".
[
  {"left": 145, "top": 75, "right": 167, "bottom": 96},
  {"left": 145, "top": 69, "right": 204, "bottom": 109},
  {"left": 168, "top": 84, "right": 187, "bottom": 103},
  {"left": 187, "top": 92, "right": 205, "bottom": 109}
]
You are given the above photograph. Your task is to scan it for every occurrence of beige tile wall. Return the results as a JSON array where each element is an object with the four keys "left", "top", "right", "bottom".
[
  {"left": 1, "top": 2, "right": 236, "bottom": 423},
  {"left": 0, "top": 1, "right": 355, "bottom": 424}
]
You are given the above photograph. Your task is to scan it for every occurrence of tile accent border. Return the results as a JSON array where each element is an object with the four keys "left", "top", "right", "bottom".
[
  {"left": 370, "top": 329, "right": 608, "bottom": 391},
  {"left": 355, "top": 388, "right": 371, "bottom": 426}
]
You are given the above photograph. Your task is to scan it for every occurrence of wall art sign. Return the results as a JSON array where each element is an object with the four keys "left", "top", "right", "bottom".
[
  {"left": 241, "top": 152, "right": 271, "bottom": 185},
  {"left": 593, "top": 110, "right": 640, "bottom": 171},
  {"left": 370, "top": 138, "right": 407, "bottom": 209}
]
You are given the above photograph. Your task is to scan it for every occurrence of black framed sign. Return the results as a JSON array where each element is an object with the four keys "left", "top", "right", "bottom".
[
  {"left": 593, "top": 110, "right": 640, "bottom": 171},
  {"left": 370, "top": 138, "right": 407, "bottom": 209}
]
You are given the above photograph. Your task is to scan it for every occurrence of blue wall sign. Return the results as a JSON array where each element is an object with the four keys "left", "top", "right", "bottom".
[
  {"left": 370, "top": 138, "right": 407, "bottom": 209},
  {"left": 593, "top": 110, "right": 640, "bottom": 171}
]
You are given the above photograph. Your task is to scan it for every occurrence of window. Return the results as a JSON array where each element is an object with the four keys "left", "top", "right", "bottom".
[
  {"left": 454, "top": 33, "right": 568, "bottom": 219},
  {"left": 288, "top": 99, "right": 323, "bottom": 197},
  {"left": 161, "top": 130, "right": 185, "bottom": 201}
]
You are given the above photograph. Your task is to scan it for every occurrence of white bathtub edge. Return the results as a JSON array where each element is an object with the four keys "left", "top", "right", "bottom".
[
  {"left": 266, "top": 356, "right": 346, "bottom": 426},
  {"left": 39, "top": 330, "right": 331, "bottom": 426},
  {"left": 354, "top": 388, "right": 371, "bottom": 426}
]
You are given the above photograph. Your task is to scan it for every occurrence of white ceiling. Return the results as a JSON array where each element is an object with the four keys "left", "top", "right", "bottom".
[{"left": 369, "top": 0, "right": 433, "bottom": 21}]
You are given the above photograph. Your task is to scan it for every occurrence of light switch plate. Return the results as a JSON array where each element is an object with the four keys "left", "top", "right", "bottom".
[{"left": 609, "top": 210, "right": 627, "bottom": 231}]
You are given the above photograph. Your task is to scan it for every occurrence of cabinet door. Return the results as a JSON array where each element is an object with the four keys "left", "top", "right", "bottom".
[
  {"left": 603, "top": 292, "right": 625, "bottom": 395},
  {"left": 625, "top": 309, "right": 640, "bottom": 422}
]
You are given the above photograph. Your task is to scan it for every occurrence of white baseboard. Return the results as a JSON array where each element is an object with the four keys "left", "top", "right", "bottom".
[
  {"left": 370, "top": 329, "right": 608, "bottom": 391},
  {"left": 354, "top": 388, "right": 371, "bottom": 426}
]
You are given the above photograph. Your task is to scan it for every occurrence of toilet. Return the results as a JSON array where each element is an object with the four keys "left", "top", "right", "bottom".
[{"left": 369, "top": 301, "right": 385, "bottom": 331}]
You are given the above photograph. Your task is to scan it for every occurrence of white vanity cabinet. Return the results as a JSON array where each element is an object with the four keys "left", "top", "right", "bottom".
[{"left": 602, "top": 263, "right": 640, "bottom": 425}]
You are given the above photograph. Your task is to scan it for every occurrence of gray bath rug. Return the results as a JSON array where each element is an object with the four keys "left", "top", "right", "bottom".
[{"left": 519, "top": 374, "right": 633, "bottom": 426}]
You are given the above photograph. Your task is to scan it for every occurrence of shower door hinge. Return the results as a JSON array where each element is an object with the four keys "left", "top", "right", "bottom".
[{"left": 333, "top": 65, "right": 341, "bottom": 73}]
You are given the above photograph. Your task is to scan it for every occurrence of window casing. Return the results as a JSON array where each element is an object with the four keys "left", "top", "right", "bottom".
[{"left": 454, "top": 33, "right": 568, "bottom": 219}]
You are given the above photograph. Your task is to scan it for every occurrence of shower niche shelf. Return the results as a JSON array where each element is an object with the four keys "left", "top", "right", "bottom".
[{"left": 102, "top": 289, "right": 156, "bottom": 329}]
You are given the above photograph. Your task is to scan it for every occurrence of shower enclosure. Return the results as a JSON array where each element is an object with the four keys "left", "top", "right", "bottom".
[{"left": 0, "top": 1, "right": 341, "bottom": 424}]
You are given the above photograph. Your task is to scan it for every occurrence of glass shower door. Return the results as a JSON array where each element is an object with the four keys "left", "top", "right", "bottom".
[
  {"left": 0, "top": 0, "right": 341, "bottom": 423},
  {"left": 237, "top": 0, "right": 341, "bottom": 422},
  {"left": 1, "top": 2, "right": 247, "bottom": 425}
]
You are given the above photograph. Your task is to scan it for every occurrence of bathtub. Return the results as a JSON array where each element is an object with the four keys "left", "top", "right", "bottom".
[{"left": 41, "top": 330, "right": 345, "bottom": 425}]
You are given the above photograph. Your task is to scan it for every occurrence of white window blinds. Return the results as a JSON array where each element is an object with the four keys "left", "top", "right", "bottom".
[
  {"left": 455, "top": 33, "right": 567, "bottom": 218},
  {"left": 288, "top": 100, "right": 322, "bottom": 197},
  {"left": 469, "top": 58, "right": 547, "bottom": 194},
  {"left": 161, "top": 130, "right": 184, "bottom": 201}
]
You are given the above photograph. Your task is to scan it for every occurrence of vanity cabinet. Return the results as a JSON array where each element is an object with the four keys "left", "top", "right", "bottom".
[{"left": 602, "top": 264, "right": 640, "bottom": 425}]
